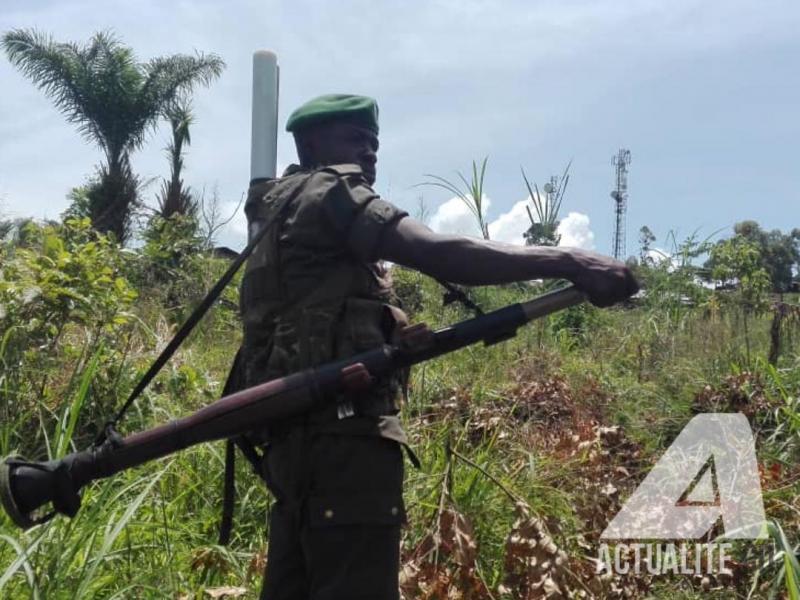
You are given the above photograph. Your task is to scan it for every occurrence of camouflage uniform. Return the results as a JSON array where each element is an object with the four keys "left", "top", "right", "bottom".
[{"left": 240, "top": 163, "right": 409, "bottom": 600}]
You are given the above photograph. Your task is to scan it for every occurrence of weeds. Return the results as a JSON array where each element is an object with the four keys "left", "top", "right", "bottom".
[{"left": 0, "top": 221, "right": 797, "bottom": 598}]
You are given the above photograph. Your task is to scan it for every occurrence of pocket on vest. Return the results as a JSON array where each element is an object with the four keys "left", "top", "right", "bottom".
[
  {"left": 266, "top": 306, "right": 340, "bottom": 374},
  {"left": 335, "top": 298, "right": 408, "bottom": 357}
]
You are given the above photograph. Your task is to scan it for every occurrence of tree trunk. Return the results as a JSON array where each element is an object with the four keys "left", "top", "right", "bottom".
[
  {"left": 89, "top": 152, "right": 137, "bottom": 243},
  {"left": 742, "top": 309, "right": 751, "bottom": 367},
  {"left": 768, "top": 305, "right": 783, "bottom": 366}
]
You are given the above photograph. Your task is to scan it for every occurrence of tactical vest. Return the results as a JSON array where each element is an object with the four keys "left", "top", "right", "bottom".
[{"left": 239, "top": 165, "right": 407, "bottom": 422}]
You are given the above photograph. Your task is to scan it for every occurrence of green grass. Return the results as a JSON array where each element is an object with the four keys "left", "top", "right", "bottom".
[{"left": 0, "top": 255, "right": 798, "bottom": 598}]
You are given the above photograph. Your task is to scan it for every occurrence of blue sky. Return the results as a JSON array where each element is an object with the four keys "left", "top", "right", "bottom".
[{"left": 0, "top": 0, "right": 797, "bottom": 254}]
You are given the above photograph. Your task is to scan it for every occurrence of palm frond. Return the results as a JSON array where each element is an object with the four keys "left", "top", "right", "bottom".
[
  {"left": 78, "top": 33, "right": 143, "bottom": 157},
  {"left": 130, "top": 53, "right": 223, "bottom": 152},
  {"left": 2, "top": 29, "right": 89, "bottom": 134},
  {"left": 165, "top": 101, "right": 194, "bottom": 147},
  {"left": 521, "top": 166, "right": 551, "bottom": 226}
]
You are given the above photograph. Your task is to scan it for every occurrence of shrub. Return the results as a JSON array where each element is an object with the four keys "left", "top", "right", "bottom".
[{"left": 0, "top": 218, "right": 137, "bottom": 453}]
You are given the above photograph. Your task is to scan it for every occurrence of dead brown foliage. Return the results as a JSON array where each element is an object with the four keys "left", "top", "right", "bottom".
[
  {"left": 498, "top": 502, "right": 573, "bottom": 599},
  {"left": 400, "top": 506, "right": 491, "bottom": 599},
  {"left": 692, "top": 371, "right": 776, "bottom": 417}
]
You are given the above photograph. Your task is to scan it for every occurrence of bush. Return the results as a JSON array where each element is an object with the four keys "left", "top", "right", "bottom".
[
  {"left": 135, "top": 213, "right": 208, "bottom": 311},
  {"left": 0, "top": 217, "right": 137, "bottom": 454}
]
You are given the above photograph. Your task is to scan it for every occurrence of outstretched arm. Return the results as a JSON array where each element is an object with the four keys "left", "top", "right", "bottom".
[{"left": 376, "top": 216, "right": 638, "bottom": 307}]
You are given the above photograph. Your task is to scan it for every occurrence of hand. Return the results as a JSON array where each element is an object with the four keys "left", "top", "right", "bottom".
[
  {"left": 393, "top": 322, "right": 434, "bottom": 352},
  {"left": 567, "top": 250, "right": 639, "bottom": 307},
  {"left": 340, "top": 362, "right": 373, "bottom": 392}
]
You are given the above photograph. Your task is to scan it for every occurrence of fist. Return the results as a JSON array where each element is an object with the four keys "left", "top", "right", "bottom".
[
  {"left": 340, "top": 362, "right": 373, "bottom": 392},
  {"left": 568, "top": 250, "right": 639, "bottom": 307}
]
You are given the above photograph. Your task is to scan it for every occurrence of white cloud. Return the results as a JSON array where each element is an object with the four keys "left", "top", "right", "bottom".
[
  {"left": 428, "top": 196, "right": 597, "bottom": 253},
  {"left": 428, "top": 195, "right": 491, "bottom": 238},
  {"left": 557, "top": 212, "right": 595, "bottom": 250},
  {"left": 647, "top": 247, "right": 672, "bottom": 265},
  {"left": 487, "top": 199, "right": 530, "bottom": 244},
  {"left": 645, "top": 247, "right": 690, "bottom": 276}
]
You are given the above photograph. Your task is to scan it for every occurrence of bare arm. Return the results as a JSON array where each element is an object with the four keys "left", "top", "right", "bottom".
[{"left": 377, "top": 216, "right": 638, "bottom": 307}]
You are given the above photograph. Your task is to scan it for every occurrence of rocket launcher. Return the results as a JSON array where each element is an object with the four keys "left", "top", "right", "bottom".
[{"left": 1, "top": 285, "right": 585, "bottom": 529}]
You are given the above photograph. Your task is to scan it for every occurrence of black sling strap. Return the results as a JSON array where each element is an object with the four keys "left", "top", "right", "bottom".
[
  {"left": 96, "top": 214, "right": 273, "bottom": 444},
  {"left": 90, "top": 176, "right": 304, "bottom": 543},
  {"left": 217, "top": 349, "right": 266, "bottom": 545},
  {"left": 97, "top": 175, "right": 310, "bottom": 443}
]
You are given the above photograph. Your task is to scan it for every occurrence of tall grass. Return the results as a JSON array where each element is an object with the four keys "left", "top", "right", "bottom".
[{"left": 0, "top": 252, "right": 797, "bottom": 597}]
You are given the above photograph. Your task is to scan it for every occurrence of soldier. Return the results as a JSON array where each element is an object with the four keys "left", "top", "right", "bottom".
[{"left": 240, "top": 94, "right": 637, "bottom": 600}]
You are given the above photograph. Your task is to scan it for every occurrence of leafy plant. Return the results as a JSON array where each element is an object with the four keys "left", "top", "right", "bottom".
[
  {"left": 420, "top": 157, "right": 490, "bottom": 239},
  {"left": 137, "top": 213, "right": 206, "bottom": 311},
  {"left": 0, "top": 218, "right": 137, "bottom": 453},
  {"left": 709, "top": 237, "right": 772, "bottom": 311},
  {"left": 2, "top": 29, "right": 224, "bottom": 242},
  {"left": 521, "top": 161, "right": 570, "bottom": 247},
  {"left": 726, "top": 221, "right": 800, "bottom": 293},
  {"left": 709, "top": 236, "right": 772, "bottom": 364}
]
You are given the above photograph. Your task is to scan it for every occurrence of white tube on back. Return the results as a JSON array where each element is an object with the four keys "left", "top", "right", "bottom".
[{"left": 250, "top": 50, "right": 279, "bottom": 182}]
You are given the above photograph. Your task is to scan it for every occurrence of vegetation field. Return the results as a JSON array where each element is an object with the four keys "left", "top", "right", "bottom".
[{"left": 0, "top": 217, "right": 798, "bottom": 599}]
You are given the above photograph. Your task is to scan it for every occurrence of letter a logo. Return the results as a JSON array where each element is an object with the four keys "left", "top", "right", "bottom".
[{"left": 601, "top": 414, "right": 767, "bottom": 540}]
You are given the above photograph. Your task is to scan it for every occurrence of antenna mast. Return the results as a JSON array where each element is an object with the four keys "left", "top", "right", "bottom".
[{"left": 610, "top": 148, "right": 631, "bottom": 260}]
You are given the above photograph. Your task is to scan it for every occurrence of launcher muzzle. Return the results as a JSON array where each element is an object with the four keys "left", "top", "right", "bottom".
[{"left": 1, "top": 451, "right": 90, "bottom": 528}]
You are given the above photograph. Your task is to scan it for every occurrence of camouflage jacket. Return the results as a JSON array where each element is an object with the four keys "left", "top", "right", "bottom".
[{"left": 239, "top": 163, "right": 409, "bottom": 443}]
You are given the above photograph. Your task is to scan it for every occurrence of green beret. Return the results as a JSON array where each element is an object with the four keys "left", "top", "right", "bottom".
[{"left": 286, "top": 94, "right": 379, "bottom": 135}]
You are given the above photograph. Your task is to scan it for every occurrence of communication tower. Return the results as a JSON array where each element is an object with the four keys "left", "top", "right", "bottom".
[{"left": 610, "top": 149, "right": 631, "bottom": 260}]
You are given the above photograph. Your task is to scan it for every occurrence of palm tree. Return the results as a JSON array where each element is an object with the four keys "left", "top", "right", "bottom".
[
  {"left": 157, "top": 100, "right": 197, "bottom": 220},
  {"left": 2, "top": 29, "right": 224, "bottom": 242}
]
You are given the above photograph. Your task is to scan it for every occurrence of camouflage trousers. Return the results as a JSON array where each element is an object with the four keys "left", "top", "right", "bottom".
[{"left": 259, "top": 423, "right": 406, "bottom": 600}]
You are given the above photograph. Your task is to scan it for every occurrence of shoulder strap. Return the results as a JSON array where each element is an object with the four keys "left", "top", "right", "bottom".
[
  {"left": 217, "top": 348, "right": 266, "bottom": 545},
  {"left": 97, "top": 177, "right": 307, "bottom": 444}
]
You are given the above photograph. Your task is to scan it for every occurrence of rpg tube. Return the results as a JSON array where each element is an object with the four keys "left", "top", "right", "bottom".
[{"left": 0, "top": 286, "right": 584, "bottom": 529}]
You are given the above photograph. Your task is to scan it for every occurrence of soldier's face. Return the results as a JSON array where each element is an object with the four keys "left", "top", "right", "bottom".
[{"left": 303, "top": 122, "right": 379, "bottom": 185}]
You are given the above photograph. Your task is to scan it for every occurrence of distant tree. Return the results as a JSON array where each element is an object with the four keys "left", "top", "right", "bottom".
[
  {"left": 2, "top": 29, "right": 224, "bottom": 243},
  {"left": 733, "top": 221, "right": 799, "bottom": 293},
  {"left": 705, "top": 221, "right": 800, "bottom": 293},
  {"left": 61, "top": 184, "right": 92, "bottom": 222},
  {"left": 0, "top": 218, "right": 13, "bottom": 241},
  {"left": 708, "top": 236, "right": 771, "bottom": 363},
  {"left": 524, "top": 221, "right": 560, "bottom": 247},
  {"left": 709, "top": 237, "right": 771, "bottom": 309},
  {"left": 157, "top": 100, "right": 197, "bottom": 220},
  {"left": 638, "top": 226, "right": 656, "bottom": 265}
]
